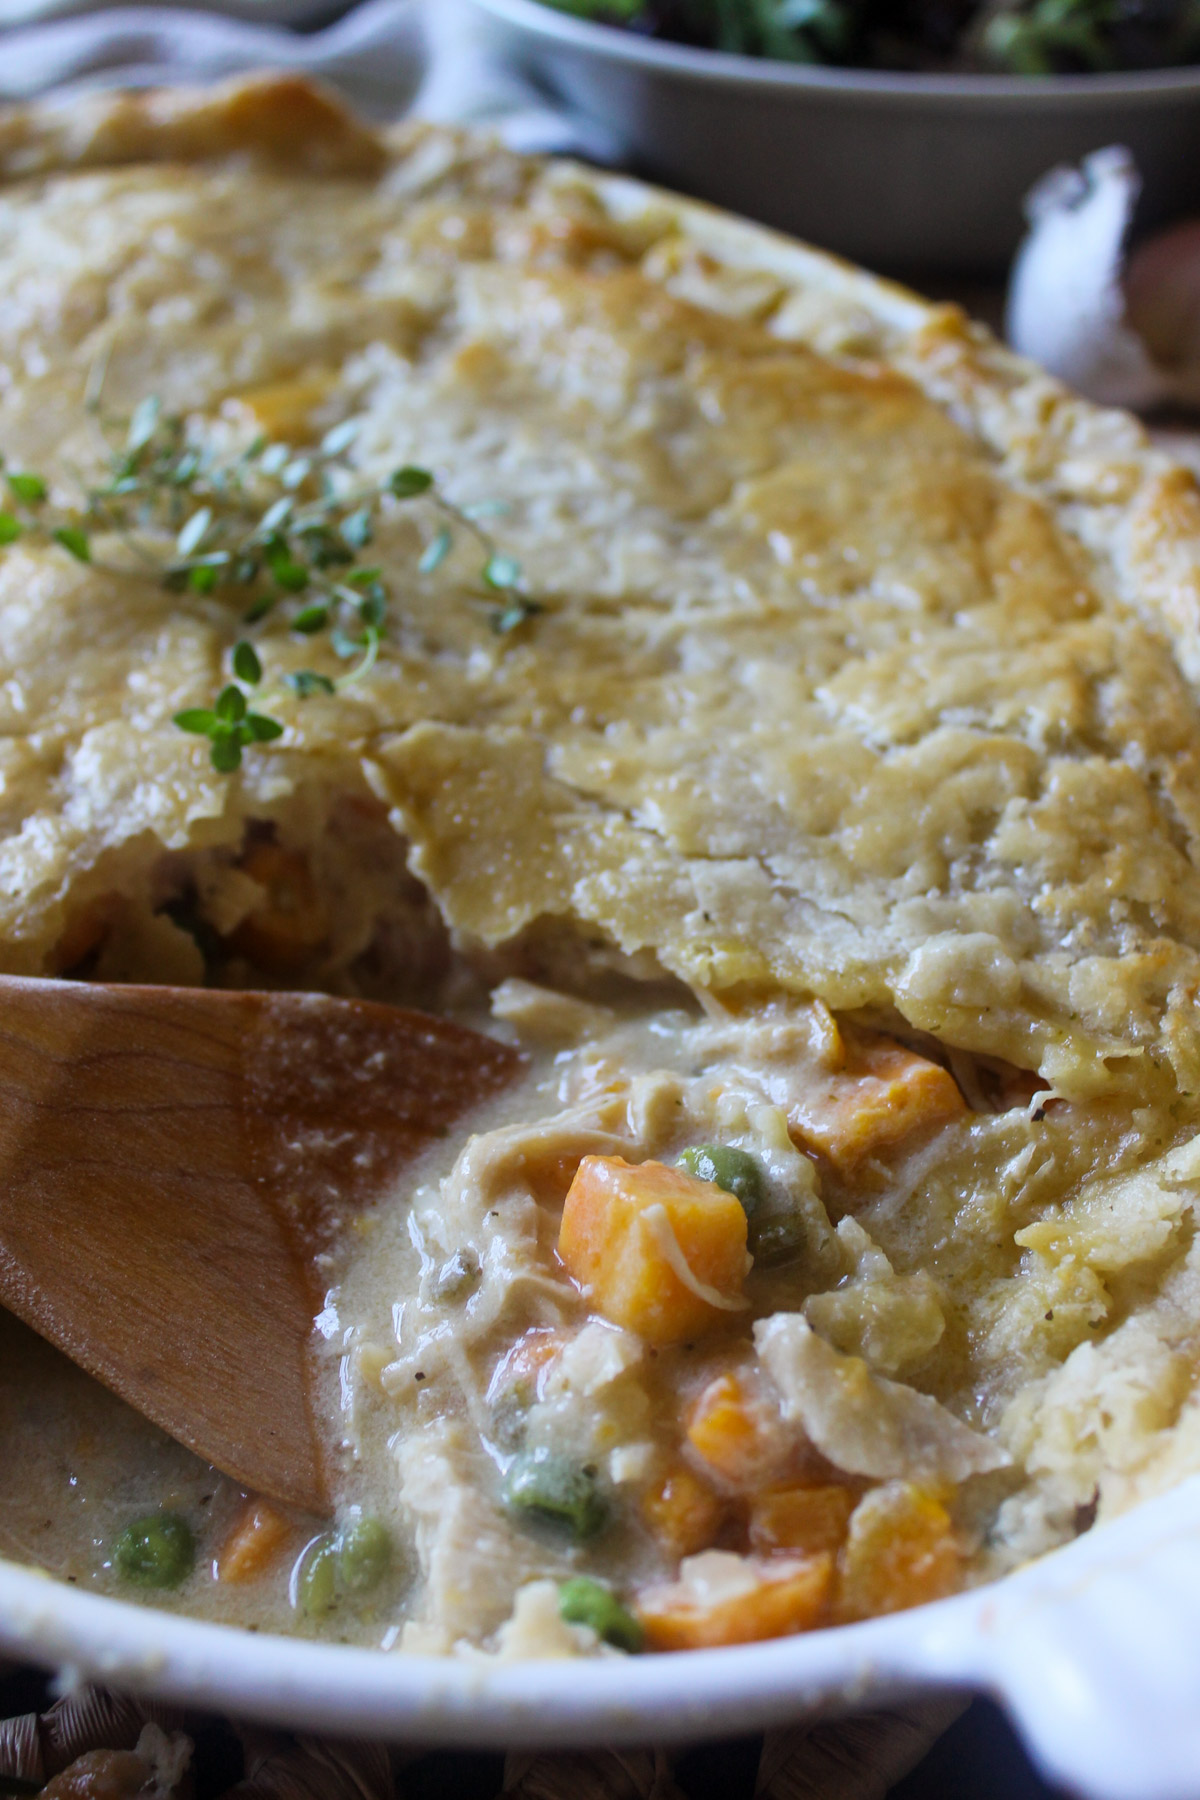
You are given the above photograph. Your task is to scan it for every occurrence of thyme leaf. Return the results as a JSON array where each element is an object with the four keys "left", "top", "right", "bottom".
[
  {"left": 286, "top": 669, "right": 336, "bottom": 697},
  {"left": 0, "top": 394, "right": 535, "bottom": 771},
  {"left": 418, "top": 526, "right": 452, "bottom": 573},
  {"left": 292, "top": 602, "right": 329, "bottom": 635},
  {"left": 390, "top": 464, "right": 434, "bottom": 498},
  {"left": 7, "top": 472, "right": 46, "bottom": 504},
  {"left": 232, "top": 639, "right": 262, "bottom": 684},
  {"left": 483, "top": 552, "right": 522, "bottom": 591},
  {"left": 53, "top": 526, "right": 90, "bottom": 563}
]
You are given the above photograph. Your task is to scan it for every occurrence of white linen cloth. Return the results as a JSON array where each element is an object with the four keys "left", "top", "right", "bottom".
[
  {"left": 0, "top": 0, "right": 617, "bottom": 156},
  {"left": 1006, "top": 145, "right": 1200, "bottom": 412}
]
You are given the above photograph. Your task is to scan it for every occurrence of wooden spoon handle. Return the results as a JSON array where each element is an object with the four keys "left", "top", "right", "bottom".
[{"left": 0, "top": 978, "right": 520, "bottom": 1512}]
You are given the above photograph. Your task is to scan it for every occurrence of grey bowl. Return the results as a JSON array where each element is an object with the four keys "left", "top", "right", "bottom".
[{"left": 468, "top": 0, "right": 1200, "bottom": 274}]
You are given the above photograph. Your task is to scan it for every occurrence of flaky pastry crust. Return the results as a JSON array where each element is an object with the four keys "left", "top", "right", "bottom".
[{"left": 0, "top": 74, "right": 1196, "bottom": 1103}]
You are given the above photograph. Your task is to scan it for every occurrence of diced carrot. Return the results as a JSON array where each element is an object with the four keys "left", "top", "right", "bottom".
[
  {"left": 684, "top": 1372, "right": 790, "bottom": 1492},
  {"left": 641, "top": 1461, "right": 725, "bottom": 1557},
  {"left": 749, "top": 1484, "right": 857, "bottom": 1557},
  {"left": 557, "top": 1156, "right": 750, "bottom": 1345},
  {"left": 227, "top": 842, "right": 328, "bottom": 974},
  {"left": 215, "top": 1497, "right": 293, "bottom": 1584},
  {"left": 220, "top": 373, "right": 336, "bottom": 444},
  {"left": 835, "top": 1482, "right": 962, "bottom": 1622},
  {"left": 788, "top": 1033, "right": 966, "bottom": 1175},
  {"left": 637, "top": 1550, "right": 833, "bottom": 1651}
]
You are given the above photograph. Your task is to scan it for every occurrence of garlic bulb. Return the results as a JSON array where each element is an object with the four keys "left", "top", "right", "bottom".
[{"left": 1006, "top": 146, "right": 1200, "bottom": 411}]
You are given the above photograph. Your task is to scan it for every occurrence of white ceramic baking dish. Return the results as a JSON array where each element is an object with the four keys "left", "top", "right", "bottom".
[
  {"left": 0, "top": 77, "right": 1197, "bottom": 1800},
  {"left": 4, "top": 1471, "right": 1200, "bottom": 1799}
]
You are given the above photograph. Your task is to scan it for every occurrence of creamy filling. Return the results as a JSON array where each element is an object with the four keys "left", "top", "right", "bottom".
[
  {"left": 0, "top": 962, "right": 1178, "bottom": 1657},
  {"left": 6, "top": 841, "right": 1200, "bottom": 1657}
]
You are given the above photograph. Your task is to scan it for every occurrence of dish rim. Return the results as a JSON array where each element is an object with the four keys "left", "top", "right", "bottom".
[
  {"left": 0, "top": 1546, "right": 969, "bottom": 1744},
  {"left": 473, "top": 0, "right": 1200, "bottom": 103},
  {"left": 6, "top": 1468, "right": 1200, "bottom": 1800}
]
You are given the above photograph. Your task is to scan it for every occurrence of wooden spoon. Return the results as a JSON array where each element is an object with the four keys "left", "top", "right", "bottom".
[{"left": 0, "top": 976, "right": 521, "bottom": 1515}]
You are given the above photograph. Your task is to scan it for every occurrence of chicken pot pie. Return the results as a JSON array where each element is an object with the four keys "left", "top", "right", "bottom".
[{"left": 3, "top": 73, "right": 1200, "bottom": 1657}]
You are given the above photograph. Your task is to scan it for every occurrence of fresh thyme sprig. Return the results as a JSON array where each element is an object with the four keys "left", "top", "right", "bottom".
[
  {"left": 174, "top": 641, "right": 285, "bottom": 772},
  {"left": 0, "top": 397, "right": 539, "bottom": 771}
]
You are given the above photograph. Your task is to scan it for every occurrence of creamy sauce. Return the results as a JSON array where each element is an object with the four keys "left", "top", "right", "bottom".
[{"left": 4, "top": 976, "right": 1200, "bottom": 1654}]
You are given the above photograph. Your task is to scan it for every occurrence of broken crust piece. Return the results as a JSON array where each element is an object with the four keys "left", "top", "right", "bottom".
[{"left": 755, "top": 1315, "right": 1010, "bottom": 1486}]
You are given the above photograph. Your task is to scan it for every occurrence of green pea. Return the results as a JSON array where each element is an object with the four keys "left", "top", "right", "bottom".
[
  {"left": 559, "top": 1577, "right": 643, "bottom": 1653},
  {"left": 111, "top": 1512, "right": 195, "bottom": 1589},
  {"left": 293, "top": 1531, "right": 339, "bottom": 1617},
  {"left": 678, "top": 1142, "right": 816, "bottom": 1269},
  {"left": 337, "top": 1515, "right": 392, "bottom": 1594},
  {"left": 748, "top": 1205, "right": 811, "bottom": 1269},
  {"left": 677, "top": 1144, "right": 765, "bottom": 1215},
  {"left": 503, "top": 1450, "right": 608, "bottom": 1541}
]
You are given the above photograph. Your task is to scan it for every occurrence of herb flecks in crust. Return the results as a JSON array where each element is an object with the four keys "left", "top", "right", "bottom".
[{"left": 0, "top": 401, "right": 538, "bottom": 771}]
